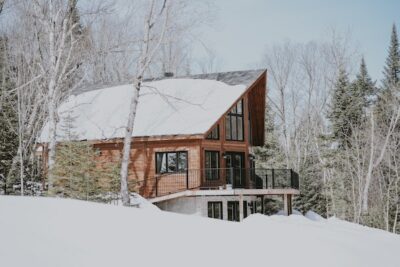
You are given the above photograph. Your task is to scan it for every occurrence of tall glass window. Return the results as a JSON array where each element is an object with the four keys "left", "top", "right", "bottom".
[
  {"left": 225, "top": 99, "right": 244, "bottom": 141},
  {"left": 205, "top": 151, "right": 219, "bottom": 180}
]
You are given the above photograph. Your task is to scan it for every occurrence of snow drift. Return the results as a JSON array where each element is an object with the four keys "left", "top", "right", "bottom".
[{"left": 0, "top": 196, "right": 399, "bottom": 267}]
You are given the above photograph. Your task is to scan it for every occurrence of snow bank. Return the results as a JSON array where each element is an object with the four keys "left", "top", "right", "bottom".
[
  {"left": 305, "top": 210, "right": 325, "bottom": 222},
  {"left": 1, "top": 196, "right": 400, "bottom": 267},
  {"left": 39, "top": 79, "right": 247, "bottom": 142},
  {"left": 130, "top": 193, "right": 159, "bottom": 211},
  {"left": 275, "top": 209, "right": 303, "bottom": 216}
]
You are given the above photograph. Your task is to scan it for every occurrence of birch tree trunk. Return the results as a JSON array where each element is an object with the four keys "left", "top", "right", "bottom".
[
  {"left": 119, "top": 79, "right": 141, "bottom": 205},
  {"left": 119, "top": 0, "right": 169, "bottom": 206}
]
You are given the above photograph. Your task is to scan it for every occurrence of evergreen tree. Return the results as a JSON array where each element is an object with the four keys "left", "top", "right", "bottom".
[
  {"left": 348, "top": 57, "right": 376, "bottom": 126},
  {"left": 0, "top": 37, "right": 18, "bottom": 194},
  {"left": 254, "top": 107, "right": 286, "bottom": 168},
  {"left": 51, "top": 113, "right": 99, "bottom": 200},
  {"left": 293, "top": 155, "right": 327, "bottom": 217},
  {"left": 51, "top": 112, "right": 120, "bottom": 202},
  {"left": 328, "top": 67, "right": 353, "bottom": 147},
  {"left": 376, "top": 24, "right": 400, "bottom": 125},
  {"left": 382, "top": 24, "right": 400, "bottom": 91}
]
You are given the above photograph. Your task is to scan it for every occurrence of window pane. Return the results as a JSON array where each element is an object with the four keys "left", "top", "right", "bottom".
[
  {"left": 167, "top": 153, "right": 177, "bottom": 172},
  {"left": 213, "top": 126, "right": 219, "bottom": 139},
  {"left": 231, "top": 105, "right": 237, "bottom": 114},
  {"left": 231, "top": 116, "right": 237, "bottom": 140},
  {"left": 156, "top": 153, "right": 166, "bottom": 173},
  {"left": 237, "top": 117, "right": 243, "bottom": 140},
  {"left": 208, "top": 203, "right": 213, "bottom": 218},
  {"left": 237, "top": 100, "right": 242, "bottom": 114},
  {"left": 214, "top": 203, "right": 221, "bottom": 219},
  {"left": 178, "top": 152, "right": 187, "bottom": 171},
  {"left": 205, "top": 151, "right": 219, "bottom": 180},
  {"left": 225, "top": 116, "right": 231, "bottom": 139}
]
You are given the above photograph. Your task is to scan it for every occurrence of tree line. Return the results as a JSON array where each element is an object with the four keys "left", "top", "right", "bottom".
[
  {"left": 256, "top": 26, "right": 400, "bottom": 233},
  {"left": 0, "top": 0, "right": 213, "bottom": 202}
]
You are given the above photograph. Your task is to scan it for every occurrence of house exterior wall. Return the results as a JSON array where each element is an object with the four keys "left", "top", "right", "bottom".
[
  {"left": 156, "top": 195, "right": 258, "bottom": 219},
  {"left": 92, "top": 138, "right": 202, "bottom": 198},
  {"left": 38, "top": 71, "right": 267, "bottom": 199}
]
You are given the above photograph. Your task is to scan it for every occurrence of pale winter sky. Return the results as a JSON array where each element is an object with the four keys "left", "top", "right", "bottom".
[{"left": 197, "top": 0, "right": 400, "bottom": 82}]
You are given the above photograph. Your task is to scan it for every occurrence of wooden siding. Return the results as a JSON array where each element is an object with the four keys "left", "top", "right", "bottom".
[{"left": 39, "top": 70, "right": 267, "bottom": 199}]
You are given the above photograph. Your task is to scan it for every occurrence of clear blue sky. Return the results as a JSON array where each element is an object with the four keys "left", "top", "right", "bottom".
[{"left": 199, "top": 0, "right": 400, "bottom": 81}]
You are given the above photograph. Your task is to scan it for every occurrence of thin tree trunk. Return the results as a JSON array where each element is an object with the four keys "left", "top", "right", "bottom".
[{"left": 119, "top": 79, "right": 141, "bottom": 206}]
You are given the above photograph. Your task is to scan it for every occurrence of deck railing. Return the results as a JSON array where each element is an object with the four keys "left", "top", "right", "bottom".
[{"left": 129, "top": 168, "right": 299, "bottom": 198}]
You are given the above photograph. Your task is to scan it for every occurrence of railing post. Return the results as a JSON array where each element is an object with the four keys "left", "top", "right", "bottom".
[
  {"left": 271, "top": 169, "right": 275, "bottom": 189},
  {"left": 290, "top": 169, "right": 293, "bottom": 188},
  {"left": 186, "top": 169, "right": 189, "bottom": 189},
  {"left": 155, "top": 176, "right": 158, "bottom": 197}
]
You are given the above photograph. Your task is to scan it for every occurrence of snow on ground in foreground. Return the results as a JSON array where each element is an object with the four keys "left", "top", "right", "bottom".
[{"left": 1, "top": 196, "right": 399, "bottom": 267}]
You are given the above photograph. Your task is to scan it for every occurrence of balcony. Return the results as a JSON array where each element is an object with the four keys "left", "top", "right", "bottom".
[{"left": 130, "top": 168, "right": 299, "bottom": 198}]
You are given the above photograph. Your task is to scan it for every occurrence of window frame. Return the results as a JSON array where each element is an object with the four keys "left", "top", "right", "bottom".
[
  {"left": 205, "top": 150, "right": 220, "bottom": 180},
  {"left": 225, "top": 99, "right": 245, "bottom": 141},
  {"left": 206, "top": 124, "right": 220, "bottom": 140},
  {"left": 208, "top": 201, "right": 223, "bottom": 219},
  {"left": 155, "top": 151, "right": 188, "bottom": 174}
]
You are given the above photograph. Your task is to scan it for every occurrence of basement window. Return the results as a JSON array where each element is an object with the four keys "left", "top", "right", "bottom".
[
  {"left": 208, "top": 202, "right": 223, "bottom": 219},
  {"left": 156, "top": 151, "right": 188, "bottom": 174}
]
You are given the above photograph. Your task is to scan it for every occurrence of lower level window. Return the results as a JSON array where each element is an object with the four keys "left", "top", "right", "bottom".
[
  {"left": 227, "top": 201, "right": 247, "bottom": 221},
  {"left": 156, "top": 151, "right": 187, "bottom": 174},
  {"left": 208, "top": 202, "right": 223, "bottom": 219}
]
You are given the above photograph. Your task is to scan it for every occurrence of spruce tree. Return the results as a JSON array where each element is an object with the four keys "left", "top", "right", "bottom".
[
  {"left": 348, "top": 57, "right": 376, "bottom": 126},
  {"left": 254, "top": 107, "right": 286, "bottom": 168},
  {"left": 376, "top": 24, "right": 400, "bottom": 126},
  {"left": 51, "top": 112, "right": 120, "bottom": 202},
  {"left": 382, "top": 24, "right": 400, "bottom": 91},
  {"left": 328, "top": 67, "right": 353, "bottom": 147},
  {"left": 51, "top": 113, "right": 100, "bottom": 200},
  {"left": 0, "top": 37, "right": 18, "bottom": 194}
]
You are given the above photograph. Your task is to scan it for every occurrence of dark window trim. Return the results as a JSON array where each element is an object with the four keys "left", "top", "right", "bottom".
[
  {"left": 206, "top": 124, "right": 220, "bottom": 140},
  {"left": 208, "top": 201, "right": 223, "bottom": 219},
  {"left": 205, "top": 150, "right": 220, "bottom": 180},
  {"left": 227, "top": 200, "right": 247, "bottom": 221},
  {"left": 155, "top": 151, "right": 188, "bottom": 174},
  {"left": 227, "top": 201, "right": 240, "bottom": 222},
  {"left": 225, "top": 99, "right": 244, "bottom": 142}
]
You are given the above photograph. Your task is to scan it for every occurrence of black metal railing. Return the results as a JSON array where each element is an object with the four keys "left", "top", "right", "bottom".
[{"left": 129, "top": 168, "right": 299, "bottom": 198}]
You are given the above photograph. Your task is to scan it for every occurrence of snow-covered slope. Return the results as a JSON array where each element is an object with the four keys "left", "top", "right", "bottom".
[
  {"left": 1, "top": 196, "right": 399, "bottom": 267},
  {"left": 39, "top": 79, "right": 246, "bottom": 141}
]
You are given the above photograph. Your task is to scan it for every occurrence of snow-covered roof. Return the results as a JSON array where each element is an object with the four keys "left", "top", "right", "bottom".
[{"left": 39, "top": 78, "right": 248, "bottom": 142}]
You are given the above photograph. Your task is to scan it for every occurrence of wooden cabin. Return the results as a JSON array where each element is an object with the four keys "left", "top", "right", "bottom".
[{"left": 39, "top": 69, "right": 299, "bottom": 221}]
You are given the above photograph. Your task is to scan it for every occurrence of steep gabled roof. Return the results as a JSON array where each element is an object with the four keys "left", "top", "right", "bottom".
[
  {"left": 183, "top": 69, "right": 265, "bottom": 87},
  {"left": 39, "top": 69, "right": 265, "bottom": 142}
]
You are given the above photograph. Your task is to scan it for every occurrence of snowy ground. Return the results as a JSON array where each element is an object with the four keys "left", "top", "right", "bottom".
[{"left": 1, "top": 196, "right": 399, "bottom": 267}]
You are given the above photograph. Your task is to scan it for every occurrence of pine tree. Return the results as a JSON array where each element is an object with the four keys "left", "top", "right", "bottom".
[
  {"left": 253, "top": 107, "right": 286, "bottom": 168},
  {"left": 348, "top": 57, "right": 376, "bottom": 126},
  {"left": 328, "top": 67, "right": 353, "bottom": 147},
  {"left": 51, "top": 112, "right": 120, "bottom": 202},
  {"left": 376, "top": 24, "right": 400, "bottom": 125},
  {"left": 382, "top": 24, "right": 400, "bottom": 92},
  {"left": 51, "top": 113, "right": 99, "bottom": 200},
  {"left": 293, "top": 155, "right": 327, "bottom": 217},
  {"left": 0, "top": 37, "right": 18, "bottom": 194}
]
